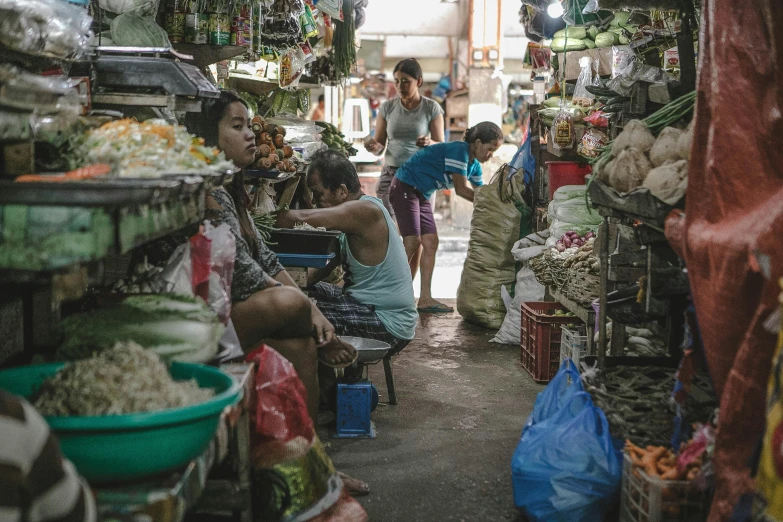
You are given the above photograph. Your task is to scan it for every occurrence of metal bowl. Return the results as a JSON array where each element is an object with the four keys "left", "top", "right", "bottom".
[{"left": 340, "top": 336, "right": 391, "bottom": 364}]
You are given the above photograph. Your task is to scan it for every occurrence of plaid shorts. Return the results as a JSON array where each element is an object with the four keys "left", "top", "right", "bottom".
[{"left": 310, "top": 282, "right": 410, "bottom": 356}]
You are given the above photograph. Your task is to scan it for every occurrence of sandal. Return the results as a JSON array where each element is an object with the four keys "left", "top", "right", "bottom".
[{"left": 338, "top": 471, "right": 370, "bottom": 497}]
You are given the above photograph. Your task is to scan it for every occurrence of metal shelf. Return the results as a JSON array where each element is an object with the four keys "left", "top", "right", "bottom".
[
  {"left": 173, "top": 44, "right": 248, "bottom": 67},
  {"left": 227, "top": 75, "right": 321, "bottom": 95}
]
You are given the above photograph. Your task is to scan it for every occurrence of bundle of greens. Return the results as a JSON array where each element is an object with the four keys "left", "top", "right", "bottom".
[{"left": 57, "top": 294, "right": 223, "bottom": 363}]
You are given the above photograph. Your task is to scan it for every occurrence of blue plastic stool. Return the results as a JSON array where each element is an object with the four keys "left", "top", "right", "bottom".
[{"left": 333, "top": 382, "right": 376, "bottom": 438}]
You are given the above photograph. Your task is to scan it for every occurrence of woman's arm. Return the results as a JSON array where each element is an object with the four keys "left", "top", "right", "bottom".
[
  {"left": 451, "top": 173, "right": 476, "bottom": 202},
  {"left": 365, "top": 114, "right": 387, "bottom": 155},
  {"left": 206, "top": 191, "right": 278, "bottom": 301},
  {"left": 272, "top": 270, "right": 336, "bottom": 347}
]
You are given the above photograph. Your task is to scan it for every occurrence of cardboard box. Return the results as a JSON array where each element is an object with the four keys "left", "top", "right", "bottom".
[{"left": 557, "top": 47, "right": 613, "bottom": 81}]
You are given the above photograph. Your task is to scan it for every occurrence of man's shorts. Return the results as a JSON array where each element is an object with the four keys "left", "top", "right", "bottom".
[{"left": 310, "top": 282, "right": 410, "bottom": 356}]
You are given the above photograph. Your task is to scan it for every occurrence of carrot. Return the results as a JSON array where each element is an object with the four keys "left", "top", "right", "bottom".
[
  {"left": 641, "top": 447, "right": 665, "bottom": 476},
  {"left": 16, "top": 164, "right": 111, "bottom": 182}
]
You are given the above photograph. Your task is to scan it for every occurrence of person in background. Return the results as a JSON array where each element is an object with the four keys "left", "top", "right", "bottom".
[
  {"left": 311, "top": 94, "right": 326, "bottom": 121},
  {"left": 0, "top": 390, "right": 96, "bottom": 522},
  {"left": 364, "top": 58, "right": 445, "bottom": 221},
  {"left": 390, "top": 122, "right": 503, "bottom": 313},
  {"left": 185, "top": 91, "right": 357, "bottom": 423},
  {"left": 276, "top": 150, "right": 417, "bottom": 356}
]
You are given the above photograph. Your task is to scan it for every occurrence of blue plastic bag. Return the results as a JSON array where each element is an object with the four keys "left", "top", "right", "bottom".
[
  {"left": 511, "top": 392, "right": 622, "bottom": 521},
  {"left": 524, "top": 359, "right": 584, "bottom": 432}
]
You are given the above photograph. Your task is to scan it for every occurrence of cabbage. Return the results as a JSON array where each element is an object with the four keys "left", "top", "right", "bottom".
[
  {"left": 555, "top": 203, "right": 602, "bottom": 226},
  {"left": 553, "top": 185, "right": 588, "bottom": 202},
  {"left": 57, "top": 294, "right": 223, "bottom": 363}
]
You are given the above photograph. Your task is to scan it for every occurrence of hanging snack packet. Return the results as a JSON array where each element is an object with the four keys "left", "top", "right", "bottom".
[
  {"left": 301, "top": 4, "right": 318, "bottom": 38},
  {"left": 551, "top": 103, "right": 575, "bottom": 150},
  {"left": 279, "top": 47, "right": 304, "bottom": 90}
]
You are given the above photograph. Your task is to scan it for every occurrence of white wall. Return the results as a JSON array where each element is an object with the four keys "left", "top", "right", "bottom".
[{"left": 360, "top": 0, "right": 464, "bottom": 36}]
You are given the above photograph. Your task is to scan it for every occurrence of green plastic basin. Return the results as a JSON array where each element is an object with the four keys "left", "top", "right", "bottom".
[{"left": 0, "top": 361, "right": 242, "bottom": 484}]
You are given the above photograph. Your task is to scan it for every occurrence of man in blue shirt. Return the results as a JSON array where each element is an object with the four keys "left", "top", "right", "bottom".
[{"left": 389, "top": 122, "right": 504, "bottom": 313}]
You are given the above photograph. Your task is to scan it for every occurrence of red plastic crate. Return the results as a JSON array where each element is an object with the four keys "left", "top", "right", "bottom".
[
  {"left": 547, "top": 161, "right": 592, "bottom": 200},
  {"left": 520, "top": 302, "right": 575, "bottom": 383}
]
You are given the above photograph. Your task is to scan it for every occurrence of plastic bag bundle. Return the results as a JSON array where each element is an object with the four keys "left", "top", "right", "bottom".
[
  {"left": 512, "top": 381, "right": 621, "bottom": 521},
  {"left": 246, "top": 345, "right": 368, "bottom": 522},
  {"left": 490, "top": 232, "right": 549, "bottom": 345},
  {"left": 0, "top": 0, "right": 92, "bottom": 59}
]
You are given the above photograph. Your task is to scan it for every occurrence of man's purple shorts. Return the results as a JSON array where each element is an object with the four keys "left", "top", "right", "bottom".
[{"left": 389, "top": 177, "right": 438, "bottom": 237}]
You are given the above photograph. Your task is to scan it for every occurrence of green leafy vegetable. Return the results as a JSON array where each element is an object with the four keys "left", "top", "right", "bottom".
[{"left": 57, "top": 294, "right": 223, "bottom": 363}]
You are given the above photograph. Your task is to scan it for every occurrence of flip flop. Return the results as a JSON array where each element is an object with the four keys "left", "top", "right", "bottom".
[
  {"left": 317, "top": 349, "right": 359, "bottom": 369},
  {"left": 338, "top": 472, "right": 370, "bottom": 497},
  {"left": 417, "top": 303, "right": 454, "bottom": 314}
]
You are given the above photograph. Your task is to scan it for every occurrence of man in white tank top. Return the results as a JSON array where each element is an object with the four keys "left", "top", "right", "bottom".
[{"left": 276, "top": 150, "right": 417, "bottom": 355}]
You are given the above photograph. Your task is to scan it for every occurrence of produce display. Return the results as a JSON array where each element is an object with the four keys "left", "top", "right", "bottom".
[
  {"left": 34, "top": 342, "right": 214, "bottom": 416},
  {"left": 315, "top": 121, "right": 358, "bottom": 156},
  {"left": 593, "top": 324, "right": 669, "bottom": 358},
  {"left": 68, "top": 119, "right": 235, "bottom": 178},
  {"left": 590, "top": 92, "right": 696, "bottom": 203},
  {"left": 57, "top": 294, "right": 224, "bottom": 363},
  {"left": 549, "top": 14, "right": 639, "bottom": 53},
  {"left": 583, "top": 365, "right": 717, "bottom": 447},
  {"left": 625, "top": 440, "right": 703, "bottom": 482},
  {"left": 248, "top": 115, "right": 300, "bottom": 173}
]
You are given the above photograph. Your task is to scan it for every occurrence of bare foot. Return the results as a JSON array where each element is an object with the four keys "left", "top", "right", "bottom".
[
  {"left": 416, "top": 298, "right": 454, "bottom": 313},
  {"left": 338, "top": 471, "right": 370, "bottom": 496},
  {"left": 318, "top": 337, "right": 357, "bottom": 368}
]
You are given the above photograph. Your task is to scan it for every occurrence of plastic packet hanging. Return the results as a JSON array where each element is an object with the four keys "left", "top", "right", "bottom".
[
  {"left": 572, "top": 56, "right": 596, "bottom": 108},
  {"left": 551, "top": 104, "right": 575, "bottom": 150},
  {"left": 301, "top": 4, "right": 318, "bottom": 38},
  {"left": 591, "top": 58, "right": 601, "bottom": 86},
  {"left": 611, "top": 44, "right": 635, "bottom": 78},
  {"left": 577, "top": 128, "right": 609, "bottom": 159},
  {"left": 279, "top": 47, "right": 304, "bottom": 90},
  {"left": 317, "top": 0, "right": 342, "bottom": 20},
  {"left": 299, "top": 40, "right": 316, "bottom": 64}
]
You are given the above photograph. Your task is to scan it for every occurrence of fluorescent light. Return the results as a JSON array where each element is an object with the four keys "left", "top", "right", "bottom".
[{"left": 547, "top": 1, "right": 564, "bottom": 17}]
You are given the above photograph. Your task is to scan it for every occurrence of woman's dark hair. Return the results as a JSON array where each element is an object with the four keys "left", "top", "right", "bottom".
[
  {"left": 393, "top": 58, "right": 423, "bottom": 81},
  {"left": 307, "top": 149, "right": 361, "bottom": 193},
  {"left": 185, "top": 90, "right": 258, "bottom": 254},
  {"left": 464, "top": 121, "right": 503, "bottom": 144},
  {"left": 318, "top": 94, "right": 325, "bottom": 103}
]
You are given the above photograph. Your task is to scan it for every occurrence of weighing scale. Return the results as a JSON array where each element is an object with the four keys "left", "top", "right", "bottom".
[
  {"left": 70, "top": 47, "right": 220, "bottom": 113},
  {"left": 330, "top": 336, "right": 391, "bottom": 439}
]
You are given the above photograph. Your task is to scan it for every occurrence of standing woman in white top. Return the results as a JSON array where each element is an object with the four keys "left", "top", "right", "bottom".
[{"left": 365, "top": 58, "right": 445, "bottom": 221}]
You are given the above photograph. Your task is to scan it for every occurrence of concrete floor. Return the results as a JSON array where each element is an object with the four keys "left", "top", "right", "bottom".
[{"left": 317, "top": 303, "right": 544, "bottom": 521}]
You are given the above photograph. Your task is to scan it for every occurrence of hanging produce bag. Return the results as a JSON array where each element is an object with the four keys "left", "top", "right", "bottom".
[
  {"left": 511, "top": 392, "right": 621, "bottom": 521},
  {"left": 457, "top": 165, "right": 530, "bottom": 329}
]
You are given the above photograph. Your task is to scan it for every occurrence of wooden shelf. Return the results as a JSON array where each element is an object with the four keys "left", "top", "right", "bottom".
[{"left": 173, "top": 44, "right": 247, "bottom": 67}]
